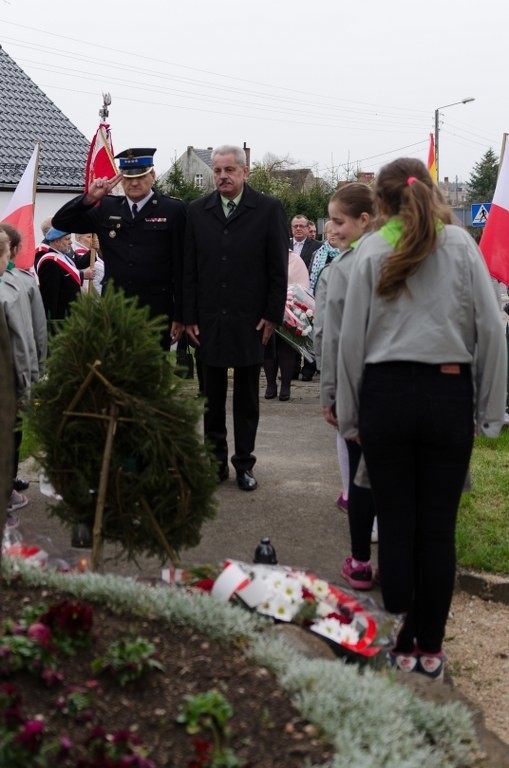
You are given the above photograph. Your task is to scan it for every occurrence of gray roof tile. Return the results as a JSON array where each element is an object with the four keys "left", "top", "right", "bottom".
[
  {"left": 193, "top": 149, "right": 213, "bottom": 168},
  {"left": 0, "top": 44, "right": 89, "bottom": 189}
]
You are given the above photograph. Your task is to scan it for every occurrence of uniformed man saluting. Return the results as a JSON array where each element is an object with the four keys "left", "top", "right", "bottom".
[{"left": 52, "top": 148, "right": 187, "bottom": 349}]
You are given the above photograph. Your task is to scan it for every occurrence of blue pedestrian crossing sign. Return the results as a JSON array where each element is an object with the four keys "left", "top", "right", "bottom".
[{"left": 471, "top": 203, "right": 491, "bottom": 227}]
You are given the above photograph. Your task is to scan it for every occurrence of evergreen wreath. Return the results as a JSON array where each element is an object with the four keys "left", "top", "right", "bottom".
[{"left": 29, "top": 285, "right": 217, "bottom": 564}]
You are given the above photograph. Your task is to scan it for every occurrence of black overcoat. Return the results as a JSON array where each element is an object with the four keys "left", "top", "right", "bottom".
[
  {"left": 53, "top": 191, "right": 187, "bottom": 344},
  {"left": 183, "top": 185, "right": 288, "bottom": 367}
]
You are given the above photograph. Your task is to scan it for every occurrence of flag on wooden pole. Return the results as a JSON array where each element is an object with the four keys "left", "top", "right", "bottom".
[
  {"left": 480, "top": 135, "right": 509, "bottom": 285},
  {"left": 427, "top": 133, "right": 437, "bottom": 183},
  {"left": 85, "top": 123, "right": 120, "bottom": 192},
  {"left": 0, "top": 143, "right": 39, "bottom": 270}
]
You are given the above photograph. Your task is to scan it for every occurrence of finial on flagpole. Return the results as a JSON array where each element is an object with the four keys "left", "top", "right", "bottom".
[{"left": 99, "top": 93, "right": 112, "bottom": 122}]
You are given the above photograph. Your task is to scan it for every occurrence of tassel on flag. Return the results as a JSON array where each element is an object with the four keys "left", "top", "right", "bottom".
[
  {"left": 480, "top": 135, "right": 509, "bottom": 285},
  {"left": 85, "top": 123, "right": 120, "bottom": 193},
  {"left": 427, "top": 133, "right": 438, "bottom": 183},
  {"left": 1, "top": 143, "right": 39, "bottom": 270}
]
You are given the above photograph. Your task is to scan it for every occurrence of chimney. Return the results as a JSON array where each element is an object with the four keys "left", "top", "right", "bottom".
[{"left": 243, "top": 142, "right": 251, "bottom": 170}]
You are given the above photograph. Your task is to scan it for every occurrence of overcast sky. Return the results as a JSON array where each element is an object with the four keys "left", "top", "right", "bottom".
[{"left": 1, "top": 0, "right": 506, "bottom": 184}]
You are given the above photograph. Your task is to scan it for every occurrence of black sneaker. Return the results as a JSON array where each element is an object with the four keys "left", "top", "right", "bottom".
[{"left": 13, "top": 478, "right": 30, "bottom": 491}]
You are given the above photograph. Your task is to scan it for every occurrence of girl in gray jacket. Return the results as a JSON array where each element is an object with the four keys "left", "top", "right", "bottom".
[{"left": 337, "top": 158, "right": 506, "bottom": 679}]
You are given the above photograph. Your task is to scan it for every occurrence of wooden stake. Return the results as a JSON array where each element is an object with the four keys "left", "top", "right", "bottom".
[
  {"left": 140, "top": 498, "right": 179, "bottom": 565},
  {"left": 91, "top": 402, "right": 119, "bottom": 572}
]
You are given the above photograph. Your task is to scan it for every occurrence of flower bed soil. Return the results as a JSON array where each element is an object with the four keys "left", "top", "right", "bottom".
[{"left": 0, "top": 580, "right": 333, "bottom": 767}]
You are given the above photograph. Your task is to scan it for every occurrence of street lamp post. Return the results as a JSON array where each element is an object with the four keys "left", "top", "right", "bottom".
[{"left": 434, "top": 97, "right": 475, "bottom": 183}]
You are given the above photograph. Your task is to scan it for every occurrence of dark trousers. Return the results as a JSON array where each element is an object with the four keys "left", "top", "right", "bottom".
[
  {"left": 263, "top": 336, "right": 295, "bottom": 397},
  {"left": 346, "top": 440, "right": 376, "bottom": 563},
  {"left": 203, "top": 364, "right": 260, "bottom": 473},
  {"left": 359, "top": 362, "right": 474, "bottom": 654}
]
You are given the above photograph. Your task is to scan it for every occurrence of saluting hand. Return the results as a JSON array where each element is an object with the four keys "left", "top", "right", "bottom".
[{"left": 84, "top": 174, "right": 123, "bottom": 205}]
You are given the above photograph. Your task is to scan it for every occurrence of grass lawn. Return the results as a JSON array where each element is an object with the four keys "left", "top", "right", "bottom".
[{"left": 457, "top": 429, "right": 509, "bottom": 575}]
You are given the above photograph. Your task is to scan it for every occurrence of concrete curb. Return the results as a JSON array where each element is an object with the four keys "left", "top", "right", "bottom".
[{"left": 456, "top": 568, "right": 509, "bottom": 605}]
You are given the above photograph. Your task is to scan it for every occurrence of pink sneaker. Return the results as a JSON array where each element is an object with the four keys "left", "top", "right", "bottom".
[
  {"left": 340, "top": 557, "right": 373, "bottom": 590},
  {"left": 389, "top": 649, "right": 419, "bottom": 673},
  {"left": 417, "top": 652, "right": 445, "bottom": 681},
  {"left": 335, "top": 493, "right": 348, "bottom": 512},
  {"left": 7, "top": 490, "right": 28, "bottom": 513}
]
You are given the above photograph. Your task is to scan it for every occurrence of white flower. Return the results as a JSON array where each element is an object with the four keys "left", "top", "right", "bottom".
[
  {"left": 258, "top": 596, "right": 298, "bottom": 622},
  {"left": 308, "top": 579, "right": 329, "bottom": 599},
  {"left": 278, "top": 576, "right": 301, "bottom": 602},
  {"left": 315, "top": 600, "right": 333, "bottom": 618},
  {"left": 263, "top": 572, "right": 286, "bottom": 592},
  {"left": 311, "top": 618, "right": 345, "bottom": 643},
  {"left": 298, "top": 574, "right": 313, "bottom": 590},
  {"left": 306, "top": 309, "right": 314, "bottom": 318},
  {"left": 337, "top": 625, "right": 360, "bottom": 646},
  {"left": 263, "top": 574, "right": 302, "bottom": 604}
]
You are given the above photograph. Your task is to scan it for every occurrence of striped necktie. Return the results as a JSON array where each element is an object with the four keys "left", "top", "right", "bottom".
[{"left": 226, "top": 200, "right": 236, "bottom": 218}]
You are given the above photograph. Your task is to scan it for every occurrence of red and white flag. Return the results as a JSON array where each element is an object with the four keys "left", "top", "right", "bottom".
[
  {"left": 85, "top": 123, "right": 120, "bottom": 192},
  {"left": 480, "top": 135, "right": 509, "bottom": 285},
  {"left": 1, "top": 143, "right": 39, "bottom": 270}
]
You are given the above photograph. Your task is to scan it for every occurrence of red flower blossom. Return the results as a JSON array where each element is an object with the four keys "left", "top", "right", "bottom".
[
  {"left": 14, "top": 719, "right": 44, "bottom": 752},
  {"left": 194, "top": 578, "right": 215, "bottom": 592},
  {"left": 27, "top": 621, "right": 52, "bottom": 647},
  {"left": 39, "top": 600, "right": 93, "bottom": 637},
  {"left": 188, "top": 737, "right": 213, "bottom": 767},
  {"left": 325, "top": 610, "right": 353, "bottom": 625}
]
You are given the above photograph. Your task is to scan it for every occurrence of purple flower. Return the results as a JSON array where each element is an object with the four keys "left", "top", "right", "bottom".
[
  {"left": 56, "top": 735, "right": 74, "bottom": 761},
  {"left": 41, "top": 667, "right": 64, "bottom": 686}
]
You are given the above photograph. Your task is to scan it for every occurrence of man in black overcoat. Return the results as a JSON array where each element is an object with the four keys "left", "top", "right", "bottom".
[
  {"left": 183, "top": 145, "right": 288, "bottom": 491},
  {"left": 52, "top": 148, "right": 187, "bottom": 349}
]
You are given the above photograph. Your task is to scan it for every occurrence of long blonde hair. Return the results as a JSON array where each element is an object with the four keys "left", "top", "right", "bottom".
[{"left": 375, "top": 158, "right": 454, "bottom": 300}]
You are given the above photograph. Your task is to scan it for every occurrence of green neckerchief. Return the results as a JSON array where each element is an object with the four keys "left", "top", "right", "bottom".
[
  {"left": 379, "top": 217, "right": 444, "bottom": 248},
  {"left": 6, "top": 261, "right": 15, "bottom": 271},
  {"left": 379, "top": 217, "right": 405, "bottom": 248}
]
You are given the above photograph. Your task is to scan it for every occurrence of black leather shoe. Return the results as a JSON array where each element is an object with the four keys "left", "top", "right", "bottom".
[
  {"left": 300, "top": 374, "right": 313, "bottom": 382},
  {"left": 265, "top": 387, "right": 277, "bottom": 399},
  {"left": 218, "top": 462, "right": 229, "bottom": 483},
  {"left": 279, "top": 392, "right": 290, "bottom": 401},
  {"left": 236, "top": 470, "right": 257, "bottom": 491}
]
